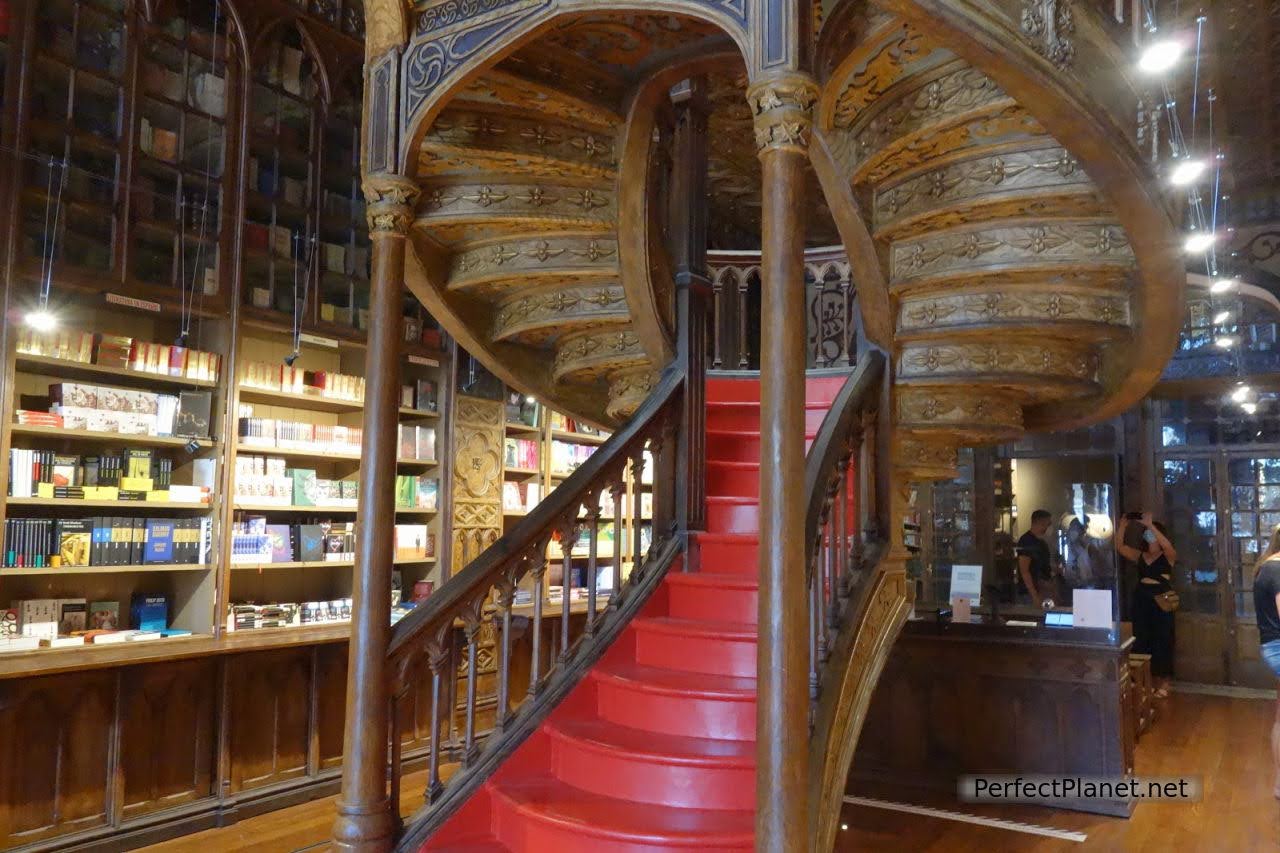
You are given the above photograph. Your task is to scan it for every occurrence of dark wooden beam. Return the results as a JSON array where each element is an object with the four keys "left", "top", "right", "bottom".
[
  {"left": 750, "top": 72, "right": 819, "bottom": 853},
  {"left": 332, "top": 174, "right": 419, "bottom": 853}
]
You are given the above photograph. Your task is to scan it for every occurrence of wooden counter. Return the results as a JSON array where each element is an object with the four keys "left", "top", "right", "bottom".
[{"left": 850, "top": 615, "right": 1137, "bottom": 817}]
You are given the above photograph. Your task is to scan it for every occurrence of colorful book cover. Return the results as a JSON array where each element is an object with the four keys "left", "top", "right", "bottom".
[
  {"left": 89, "top": 601, "right": 120, "bottom": 630},
  {"left": 57, "top": 519, "right": 92, "bottom": 566},
  {"left": 142, "top": 519, "right": 175, "bottom": 564},
  {"left": 130, "top": 594, "right": 169, "bottom": 632},
  {"left": 265, "top": 524, "right": 293, "bottom": 563}
]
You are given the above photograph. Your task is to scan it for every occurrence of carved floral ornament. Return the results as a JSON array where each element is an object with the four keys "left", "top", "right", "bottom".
[
  {"left": 898, "top": 341, "right": 1097, "bottom": 380},
  {"left": 1020, "top": 0, "right": 1076, "bottom": 70},
  {"left": 899, "top": 289, "right": 1130, "bottom": 331},
  {"left": 895, "top": 388, "right": 1023, "bottom": 430},
  {"left": 891, "top": 223, "right": 1132, "bottom": 280},
  {"left": 363, "top": 173, "right": 421, "bottom": 234},
  {"left": 747, "top": 75, "right": 820, "bottom": 154}
]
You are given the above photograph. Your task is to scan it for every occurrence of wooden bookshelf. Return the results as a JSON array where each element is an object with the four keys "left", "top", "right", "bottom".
[
  {"left": 230, "top": 556, "right": 436, "bottom": 571},
  {"left": 7, "top": 497, "right": 213, "bottom": 510},
  {"left": 14, "top": 353, "right": 218, "bottom": 388},
  {"left": 12, "top": 423, "right": 216, "bottom": 448},
  {"left": 0, "top": 563, "right": 210, "bottom": 576},
  {"left": 238, "top": 385, "right": 364, "bottom": 413},
  {"left": 235, "top": 442, "right": 362, "bottom": 462}
]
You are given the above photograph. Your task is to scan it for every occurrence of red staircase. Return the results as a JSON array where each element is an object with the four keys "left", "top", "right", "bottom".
[{"left": 424, "top": 377, "right": 839, "bottom": 852}]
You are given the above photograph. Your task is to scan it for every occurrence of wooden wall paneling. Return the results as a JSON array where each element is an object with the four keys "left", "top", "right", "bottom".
[
  {"left": 0, "top": 670, "right": 117, "bottom": 848},
  {"left": 316, "top": 642, "right": 350, "bottom": 770},
  {"left": 119, "top": 659, "right": 218, "bottom": 820},
  {"left": 224, "top": 648, "right": 313, "bottom": 793}
]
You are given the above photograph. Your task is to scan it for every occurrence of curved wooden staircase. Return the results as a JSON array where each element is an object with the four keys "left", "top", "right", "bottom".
[
  {"left": 421, "top": 377, "right": 841, "bottom": 851},
  {"left": 342, "top": 1, "right": 1186, "bottom": 850}
]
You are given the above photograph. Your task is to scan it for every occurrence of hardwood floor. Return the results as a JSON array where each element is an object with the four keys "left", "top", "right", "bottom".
[
  {"left": 836, "top": 691, "right": 1280, "bottom": 852},
  {"left": 139, "top": 692, "right": 1276, "bottom": 852}
]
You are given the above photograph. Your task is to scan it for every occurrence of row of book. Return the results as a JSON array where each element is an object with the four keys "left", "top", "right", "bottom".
[
  {"left": 8, "top": 447, "right": 214, "bottom": 503},
  {"left": 240, "top": 361, "right": 366, "bottom": 402},
  {"left": 234, "top": 456, "right": 356, "bottom": 506},
  {"left": 140, "top": 65, "right": 226, "bottom": 118},
  {"left": 2, "top": 517, "right": 212, "bottom": 568},
  {"left": 550, "top": 440, "right": 598, "bottom": 476},
  {"left": 502, "top": 481, "right": 543, "bottom": 514},
  {"left": 399, "top": 379, "right": 440, "bottom": 413},
  {"left": 504, "top": 437, "right": 540, "bottom": 471},
  {"left": 394, "top": 475, "right": 439, "bottom": 511},
  {"left": 16, "top": 327, "right": 222, "bottom": 382},
  {"left": 548, "top": 411, "right": 604, "bottom": 437},
  {"left": 229, "top": 518, "right": 436, "bottom": 565},
  {"left": 227, "top": 598, "right": 351, "bottom": 631},
  {"left": 237, "top": 415, "right": 363, "bottom": 453},
  {"left": 1, "top": 594, "right": 184, "bottom": 650},
  {"left": 21, "top": 382, "right": 213, "bottom": 438}
]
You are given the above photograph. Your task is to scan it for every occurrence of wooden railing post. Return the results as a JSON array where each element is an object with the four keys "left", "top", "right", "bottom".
[
  {"left": 750, "top": 71, "right": 818, "bottom": 853},
  {"left": 669, "top": 78, "right": 711, "bottom": 565},
  {"left": 332, "top": 173, "right": 418, "bottom": 853}
]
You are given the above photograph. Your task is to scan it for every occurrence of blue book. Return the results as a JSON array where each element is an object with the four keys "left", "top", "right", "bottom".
[
  {"left": 130, "top": 594, "right": 169, "bottom": 632},
  {"left": 142, "top": 519, "right": 175, "bottom": 564}
]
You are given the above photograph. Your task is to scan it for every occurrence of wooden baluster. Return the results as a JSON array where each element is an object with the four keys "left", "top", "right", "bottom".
[
  {"left": 817, "top": 509, "right": 831, "bottom": 666},
  {"left": 809, "top": 543, "right": 820, "bottom": 708},
  {"left": 833, "top": 454, "right": 850, "bottom": 625},
  {"left": 495, "top": 573, "right": 516, "bottom": 735},
  {"left": 585, "top": 496, "right": 601, "bottom": 637},
  {"left": 632, "top": 449, "right": 647, "bottom": 572},
  {"left": 425, "top": 633, "right": 450, "bottom": 803},
  {"left": 462, "top": 604, "right": 482, "bottom": 767},
  {"left": 737, "top": 272, "right": 750, "bottom": 369},
  {"left": 559, "top": 520, "right": 577, "bottom": 664},
  {"left": 528, "top": 543, "right": 547, "bottom": 699},
  {"left": 387, "top": 695, "right": 401, "bottom": 830},
  {"left": 711, "top": 275, "right": 724, "bottom": 369},
  {"left": 612, "top": 479, "right": 625, "bottom": 596}
]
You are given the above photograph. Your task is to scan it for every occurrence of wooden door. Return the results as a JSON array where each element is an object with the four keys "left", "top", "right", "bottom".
[
  {"left": 1160, "top": 456, "right": 1228, "bottom": 684},
  {"left": 1223, "top": 454, "right": 1280, "bottom": 688}
]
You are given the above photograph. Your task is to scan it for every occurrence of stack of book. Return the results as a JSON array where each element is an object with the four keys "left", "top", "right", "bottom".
[
  {"left": 7, "top": 447, "right": 215, "bottom": 503},
  {"left": 0, "top": 593, "right": 188, "bottom": 650},
  {"left": 17, "top": 382, "right": 213, "bottom": 439},
  {"left": 397, "top": 424, "right": 436, "bottom": 461},
  {"left": 227, "top": 597, "right": 353, "bottom": 631},
  {"left": 237, "top": 415, "right": 363, "bottom": 453},
  {"left": 504, "top": 437, "right": 539, "bottom": 470},
  {"left": 240, "top": 362, "right": 365, "bottom": 402},
  {"left": 399, "top": 379, "right": 439, "bottom": 413},
  {"left": 230, "top": 518, "right": 358, "bottom": 565},
  {"left": 550, "top": 440, "right": 597, "bottom": 476},
  {"left": 502, "top": 481, "right": 542, "bottom": 514}
]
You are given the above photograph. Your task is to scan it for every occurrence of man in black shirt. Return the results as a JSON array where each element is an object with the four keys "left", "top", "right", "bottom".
[{"left": 1016, "top": 509, "right": 1056, "bottom": 608}]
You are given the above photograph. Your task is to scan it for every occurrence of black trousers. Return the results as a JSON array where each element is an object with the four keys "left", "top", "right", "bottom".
[{"left": 1132, "top": 583, "right": 1175, "bottom": 678}]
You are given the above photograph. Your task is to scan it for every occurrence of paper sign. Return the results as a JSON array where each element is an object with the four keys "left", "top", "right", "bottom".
[
  {"left": 1072, "top": 589, "right": 1113, "bottom": 629},
  {"left": 949, "top": 564, "right": 983, "bottom": 605},
  {"left": 951, "top": 596, "right": 972, "bottom": 623}
]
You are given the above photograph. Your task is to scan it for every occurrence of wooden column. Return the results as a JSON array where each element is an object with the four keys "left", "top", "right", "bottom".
[
  {"left": 332, "top": 174, "right": 419, "bottom": 853},
  {"left": 669, "top": 78, "right": 711, "bottom": 562},
  {"left": 749, "top": 72, "right": 818, "bottom": 852}
]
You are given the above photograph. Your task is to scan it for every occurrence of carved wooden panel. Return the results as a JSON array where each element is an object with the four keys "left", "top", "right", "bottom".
[
  {"left": 315, "top": 644, "right": 350, "bottom": 770},
  {"left": 451, "top": 395, "right": 504, "bottom": 571},
  {"left": 120, "top": 660, "right": 216, "bottom": 820},
  {"left": 0, "top": 671, "right": 115, "bottom": 847},
  {"left": 224, "top": 649, "right": 312, "bottom": 793}
]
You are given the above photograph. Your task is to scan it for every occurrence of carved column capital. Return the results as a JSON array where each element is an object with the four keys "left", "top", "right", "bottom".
[
  {"left": 363, "top": 173, "right": 421, "bottom": 236},
  {"left": 747, "top": 73, "right": 819, "bottom": 156}
]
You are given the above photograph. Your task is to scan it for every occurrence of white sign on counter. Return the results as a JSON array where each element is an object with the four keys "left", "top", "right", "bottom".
[
  {"left": 1073, "top": 589, "right": 1114, "bottom": 628},
  {"left": 949, "top": 564, "right": 983, "bottom": 605}
]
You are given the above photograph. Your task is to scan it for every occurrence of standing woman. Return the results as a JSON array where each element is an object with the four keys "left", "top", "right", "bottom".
[
  {"left": 1117, "top": 513, "right": 1177, "bottom": 698},
  {"left": 1253, "top": 525, "right": 1280, "bottom": 798}
]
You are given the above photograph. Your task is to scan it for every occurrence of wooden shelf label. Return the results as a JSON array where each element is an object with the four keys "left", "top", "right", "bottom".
[
  {"left": 105, "top": 293, "right": 162, "bottom": 313},
  {"left": 298, "top": 333, "right": 339, "bottom": 349}
]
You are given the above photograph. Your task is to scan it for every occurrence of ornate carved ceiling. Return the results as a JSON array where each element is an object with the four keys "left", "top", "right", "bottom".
[{"left": 705, "top": 66, "right": 840, "bottom": 249}]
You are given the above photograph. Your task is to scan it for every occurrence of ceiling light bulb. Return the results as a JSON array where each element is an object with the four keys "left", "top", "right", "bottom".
[
  {"left": 1214, "top": 310, "right": 1231, "bottom": 324},
  {"left": 1169, "top": 158, "right": 1207, "bottom": 186},
  {"left": 1215, "top": 336, "right": 1236, "bottom": 349},
  {"left": 1211, "top": 277, "right": 1238, "bottom": 293},
  {"left": 1185, "top": 232, "right": 1216, "bottom": 253},
  {"left": 1232, "top": 385, "right": 1251, "bottom": 402},
  {"left": 25, "top": 309, "right": 57, "bottom": 332},
  {"left": 1243, "top": 402, "right": 1258, "bottom": 414},
  {"left": 1138, "top": 38, "right": 1184, "bottom": 73},
  {"left": 525, "top": 396, "right": 536, "bottom": 404}
]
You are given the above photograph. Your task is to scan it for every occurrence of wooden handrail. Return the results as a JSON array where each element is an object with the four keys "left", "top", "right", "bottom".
[
  {"left": 385, "top": 366, "right": 686, "bottom": 849},
  {"left": 388, "top": 367, "right": 683, "bottom": 657},
  {"left": 803, "top": 350, "right": 885, "bottom": 573}
]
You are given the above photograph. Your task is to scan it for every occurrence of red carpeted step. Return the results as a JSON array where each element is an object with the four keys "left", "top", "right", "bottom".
[
  {"left": 707, "top": 495, "right": 759, "bottom": 534},
  {"left": 592, "top": 662, "right": 756, "bottom": 740},
  {"left": 707, "top": 429, "right": 760, "bottom": 462},
  {"left": 633, "top": 616, "right": 756, "bottom": 678},
  {"left": 490, "top": 775, "right": 754, "bottom": 852},
  {"left": 707, "top": 460, "right": 760, "bottom": 497},
  {"left": 706, "top": 401, "right": 759, "bottom": 431},
  {"left": 546, "top": 717, "right": 755, "bottom": 810},
  {"left": 427, "top": 838, "right": 511, "bottom": 852},
  {"left": 665, "top": 572, "right": 758, "bottom": 624},
  {"left": 698, "top": 533, "right": 758, "bottom": 572}
]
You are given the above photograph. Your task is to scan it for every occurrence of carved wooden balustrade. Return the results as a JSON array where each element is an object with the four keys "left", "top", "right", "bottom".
[
  {"left": 385, "top": 367, "right": 685, "bottom": 848},
  {"left": 708, "top": 248, "right": 862, "bottom": 372}
]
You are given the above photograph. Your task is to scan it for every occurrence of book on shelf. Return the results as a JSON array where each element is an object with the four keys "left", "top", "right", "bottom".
[
  {"left": 393, "top": 524, "right": 433, "bottom": 561},
  {"left": 130, "top": 594, "right": 170, "bottom": 632},
  {"left": 394, "top": 476, "right": 438, "bottom": 510},
  {"left": 502, "top": 481, "right": 542, "bottom": 513},
  {"left": 504, "top": 437, "right": 540, "bottom": 471},
  {"left": 506, "top": 391, "right": 540, "bottom": 427},
  {"left": 57, "top": 599, "right": 87, "bottom": 635},
  {"left": 397, "top": 424, "right": 436, "bottom": 461},
  {"left": 297, "top": 524, "right": 325, "bottom": 562},
  {"left": 90, "top": 601, "right": 120, "bottom": 630},
  {"left": 414, "top": 380, "right": 438, "bottom": 413}
]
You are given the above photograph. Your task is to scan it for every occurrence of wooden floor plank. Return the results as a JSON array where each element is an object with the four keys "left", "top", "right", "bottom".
[{"left": 139, "top": 693, "right": 1276, "bottom": 852}]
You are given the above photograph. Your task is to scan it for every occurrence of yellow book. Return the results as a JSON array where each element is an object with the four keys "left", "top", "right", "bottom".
[
  {"left": 145, "top": 490, "right": 172, "bottom": 503},
  {"left": 120, "top": 476, "right": 154, "bottom": 492}
]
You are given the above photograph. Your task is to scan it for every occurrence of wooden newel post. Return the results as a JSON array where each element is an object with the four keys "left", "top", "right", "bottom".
[
  {"left": 332, "top": 173, "right": 420, "bottom": 853},
  {"left": 669, "top": 78, "right": 711, "bottom": 564},
  {"left": 750, "top": 72, "right": 818, "bottom": 852}
]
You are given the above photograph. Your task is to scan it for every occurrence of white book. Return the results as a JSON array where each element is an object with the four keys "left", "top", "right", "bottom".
[{"left": 0, "top": 637, "right": 41, "bottom": 653}]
